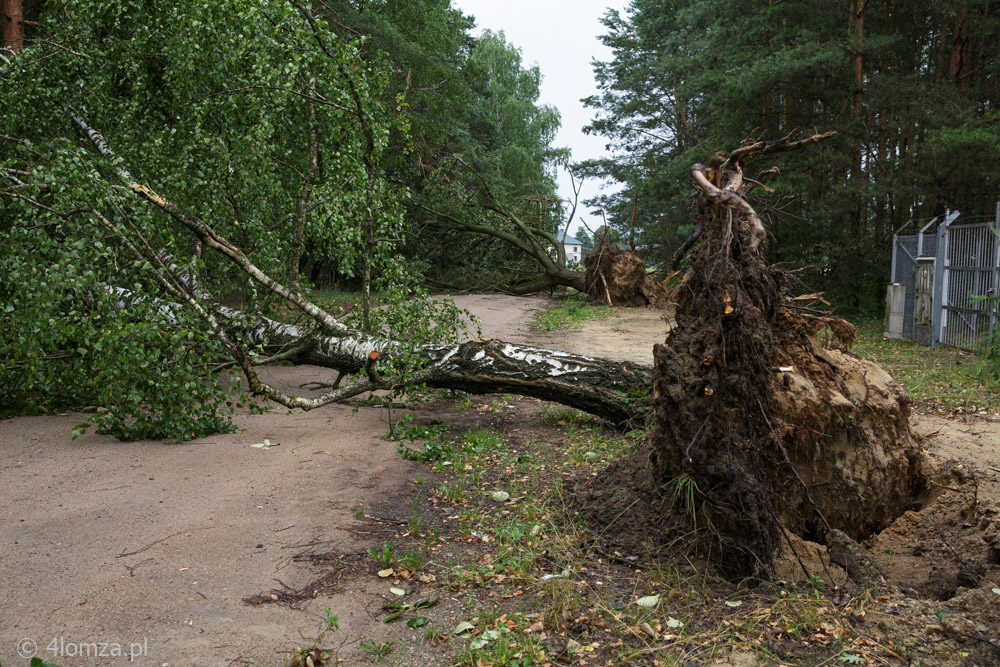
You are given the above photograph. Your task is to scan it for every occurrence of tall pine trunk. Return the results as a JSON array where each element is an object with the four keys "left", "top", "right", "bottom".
[{"left": 2, "top": 0, "right": 23, "bottom": 54}]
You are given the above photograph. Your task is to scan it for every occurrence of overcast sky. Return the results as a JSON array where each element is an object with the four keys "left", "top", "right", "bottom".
[{"left": 450, "top": 0, "right": 632, "bottom": 236}]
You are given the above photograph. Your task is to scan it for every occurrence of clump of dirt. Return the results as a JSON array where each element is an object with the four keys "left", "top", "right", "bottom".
[
  {"left": 584, "top": 247, "right": 669, "bottom": 307},
  {"left": 768, "top": 310, "right": 923, "bottom": 540}
]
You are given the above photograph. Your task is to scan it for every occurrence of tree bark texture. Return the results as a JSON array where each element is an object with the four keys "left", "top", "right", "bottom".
[
  {"left": 227, "top": 310, "right": 651, "bottom": 426},
  {"left": 2, "top": 0, "right": 23, "bottom": 54},
  {"left": 289, "top": 69, "right": 319, "bottom": 293},
  {"left": 507, "top": 268, "right": 587, "bottom": 295}
]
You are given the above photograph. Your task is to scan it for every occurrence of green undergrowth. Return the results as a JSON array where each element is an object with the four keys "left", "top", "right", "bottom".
[
  {"left": 309, "top": 287, "right": 366, "bottom": 315},
  {"left": 851, "top": 318, "right": 1000, "bottom": 414},
  {"left": 530, "top": 294, "right": 610, "bottom": 332}
]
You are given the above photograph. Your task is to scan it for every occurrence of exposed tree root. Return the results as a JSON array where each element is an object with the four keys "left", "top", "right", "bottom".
[{"left": 646, "top": 132, "right": 921, "bottom": 577}]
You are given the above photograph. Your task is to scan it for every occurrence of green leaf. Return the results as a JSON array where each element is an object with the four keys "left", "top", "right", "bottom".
[
  {"left": 407, "top": 616, "right": 428, "bottom": 628},
  {"left": 251, "top": 438, "right": 279, "bottom": 449},
  {"left": 413, "top": 597, "right": 438, "bottom": 610},
  {"left": 453, "top": 621, "right": 475, "bottom": 637},
  {"left": 838, "top": 654, "right": 863, "bottom": 664}
]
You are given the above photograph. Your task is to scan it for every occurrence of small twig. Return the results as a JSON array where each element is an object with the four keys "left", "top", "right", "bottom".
[
  {"left": 933, "top": 526, "right": 966, "bottom": 568},
  {"left": 929, "top": 480, "right": 963, "bottom": 493},
  {"left": 952, "top": 631, "right": 1000, "bottom": 651},
  {"left": 124, "top": 558, "right": 154, "bottom": 577},
  {"left": 742, "top": 176, "right": 775, "bottom": 192},
  {"left": 116, "top": 531, "right": 186, "bottom": 558},
  {"left": 361, "top": 514, "right": 408, "bottom": 526},
  {"left": 684, "top": 415, "right": 711, "bottom": 461}
]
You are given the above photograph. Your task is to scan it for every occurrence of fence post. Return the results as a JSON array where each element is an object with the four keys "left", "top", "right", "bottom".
[
  {"left": 931, "top": 211, "right": 948, "bottom": 347},
  {"left": 891, "top": 234, "right": 899, "bottom": 282},
  {"left": 993, "top": 201, "right": 1000, "bottom": 333}
]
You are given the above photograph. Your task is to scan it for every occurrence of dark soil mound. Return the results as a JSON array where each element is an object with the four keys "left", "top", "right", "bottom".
[{"left": 567, "top": 441, "right": 676, "bottom": 558}]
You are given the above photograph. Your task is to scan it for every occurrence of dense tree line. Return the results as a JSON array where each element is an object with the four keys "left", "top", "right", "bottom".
[
  {"left": 307, "top": 2, "right": 569, "bottom": 290},
  {"left": 581, "top": 0, "right": 1000, "bottom": 312}
]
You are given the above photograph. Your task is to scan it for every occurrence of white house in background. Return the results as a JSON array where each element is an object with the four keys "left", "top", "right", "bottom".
[{"left": 557, "top": 230, "right": 584, "bottom": 264}]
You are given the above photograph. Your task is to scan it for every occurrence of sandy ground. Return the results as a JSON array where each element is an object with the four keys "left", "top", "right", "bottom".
[
  {"left": 2, "top": 296, "right": 997, "bottom": 666},
  {"left": 0, "top": 296, "right": 667, "bottom": 667}
]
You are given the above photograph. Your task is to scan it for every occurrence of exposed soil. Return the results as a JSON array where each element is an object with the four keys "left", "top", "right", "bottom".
[{"left": 2, "top": 296, "right": 999, "bottom": 666}]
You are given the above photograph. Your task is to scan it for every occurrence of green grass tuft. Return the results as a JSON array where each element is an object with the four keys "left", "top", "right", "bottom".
[{"left": 530, "top": 294, "right": 610, "bottom": 332}]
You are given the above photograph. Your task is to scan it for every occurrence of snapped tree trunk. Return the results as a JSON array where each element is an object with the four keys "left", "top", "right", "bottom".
[{"left": 262, "top": 318, "right": 652, "bottom": 425}]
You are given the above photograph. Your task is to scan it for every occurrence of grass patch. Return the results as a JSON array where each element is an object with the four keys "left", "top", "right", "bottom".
[
  {"left": 851, "top": 318, "right": 1000, "bottom": 413},
  {"left": 309, "top": 287, "right": 364, "bottom": 313},
  {"left": 530, "top": 294, "right": 610, "bottom": 332}
]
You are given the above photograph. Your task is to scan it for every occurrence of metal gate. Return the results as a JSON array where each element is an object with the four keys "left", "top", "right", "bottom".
[
  {"left": 939, "top": 219, "right": 1000, "bottom": 348},
  {"left": 889, "top": 204, "right": 1000, "bottom": 349}
]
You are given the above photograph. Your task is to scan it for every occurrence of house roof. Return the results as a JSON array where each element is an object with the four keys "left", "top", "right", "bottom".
[{"left": 557, "top": 230, "right": 582, "bottom": 245}]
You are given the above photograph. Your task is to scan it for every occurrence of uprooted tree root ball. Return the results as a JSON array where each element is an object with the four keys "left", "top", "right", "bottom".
[
  {"left": 580, "top": 133, "right": 923, "bottom": 578},
  {"left": 584, "top": 247, "right": 671, "bottom": 308}
]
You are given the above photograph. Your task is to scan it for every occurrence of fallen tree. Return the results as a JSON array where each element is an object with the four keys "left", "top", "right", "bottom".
[
  {"left": 2, "top": 111, "right": 651, "bottom": 432},
  {"left": 418, "top": 158, "right": 668, "bottom": 305},
  {"left": 213, "top": 301, "right": 652, "bottom": 425},
  {"left": 418, "top": 156, "right": 589, "bottom": 295}
]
